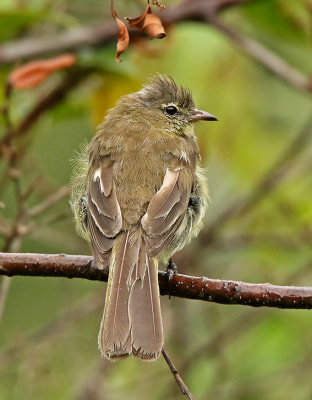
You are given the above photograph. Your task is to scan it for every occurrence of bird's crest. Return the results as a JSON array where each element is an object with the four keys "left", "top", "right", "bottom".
[{"left": 138, "top": 74, "right": 194, "bottom": 109}]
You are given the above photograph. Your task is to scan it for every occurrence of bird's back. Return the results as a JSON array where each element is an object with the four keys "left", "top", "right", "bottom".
[
  {"left": 90, "top": 122, "right": 200, "bottom": 228},
  {"left": 71, "top": 74, "right": 213, "bottom": 361}
]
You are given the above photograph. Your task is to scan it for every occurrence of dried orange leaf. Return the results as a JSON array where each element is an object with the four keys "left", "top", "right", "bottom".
[
  {"left": 126, "top": 5, "right": 166, "bottom": 39},
  {"left": 9, "top": 54, "right": 76, "bottom": 90},
  {"left": 115, "top": 17, "right": 130, "bottom": 62},
  {"left": 142, "top": 12, "right": 166, "bottom": 39},
  {"left": 111, "top": 1, "right": 129, "bottom": 62}
]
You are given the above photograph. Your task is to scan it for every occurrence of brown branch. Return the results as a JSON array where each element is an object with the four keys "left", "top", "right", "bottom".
[
  {"left": 0, "top": 276, "right": 11, "bottom": 323},
  {"left": 0, "top": 82, "right": 13, "bottom": 131},
  {"left": 4, "top": 68, "right": 94, "bottom": 143},
  {"left": 0, "top": 0, "right": 310, "bottom": 96},
  {"left": 27, "top": 185, "right": 69, "bottom": 217},
  {"left": 0, "top": 290, "right": 103, "bottom": 369},
  {"left": 208, "top": 16, "right": 312, "bottom": 92},
  {"left": 0, "top": 67, "right": 94, "bottom": 193},
  {"left": 162, "top": 348, "right": 194, "bottom": 400},
  {"left": 0, "top": 0, "right": 248, "bottom": 65},
  {"left": 166, "top": 0, "right": 312, "bottom": 94},
  {"left": 26, "top": 211, "right": 70, "bottom": 235},
  {"left": 1, "top": 252, "right": 312, "bottom": 309},
  {"left": 0, "top": 24, "right": 116, "bottom": 65},
  {"left": 200, "top": 112, "right": 312, "bottom": 242}
]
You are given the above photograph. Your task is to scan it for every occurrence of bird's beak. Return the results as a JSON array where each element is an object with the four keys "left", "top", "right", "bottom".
[{"left": 190, "top": 109, "right": 218, "bottom": 122}]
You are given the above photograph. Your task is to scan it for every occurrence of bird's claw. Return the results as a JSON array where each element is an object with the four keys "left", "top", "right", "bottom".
[{"left": 166, "top": 258, "right": 178, "bottom": 281}]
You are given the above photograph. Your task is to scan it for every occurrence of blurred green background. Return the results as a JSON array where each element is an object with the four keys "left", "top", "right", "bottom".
[{"left": 1, "top": 0, "right": 312, "bottom": 399}]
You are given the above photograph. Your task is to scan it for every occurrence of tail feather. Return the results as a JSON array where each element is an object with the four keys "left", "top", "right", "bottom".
[
  {"left": 98, "top": 229, "right": 163, "bottom": 361},
  {"left": 129, "top": 255, "right": 163, "bottom": 360},
  {"left": 98, "top": 231, "right": 136, "bottom": 360}
]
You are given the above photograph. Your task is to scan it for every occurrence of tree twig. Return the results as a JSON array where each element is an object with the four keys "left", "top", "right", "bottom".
[
  {"left": 0, "top": 276, "right": 11, "bottom": 323},
  {"left": 0, "top": 81, "right": 13, "bottom": 131},
  {"left": 26, "top": 211, "right": 70, "bottom": 235},
  {"left": 27, "top": 185, "right": 69, "bottom": 217},
  {"left": 0, "top": 290, "right": 103, "bottom": 368},
  {"left": 162, "top": 348, "right": 194, "bottom": 400},
  {"left": 200, "top": 110, "right": 312, "bottom": 244},
  {"left": 1, "top": 252, "right": 312, "bottom": 309},
  {"left": 1, "top": 67, "right": 94, "bottom": 145},
  {"left": 0, "top": 0, "right": 250, "bottom": 65},
  {"left": 1, "top": 0, "right": 310, "bottom": 96},
  {"left": 0, "top": 67, "right": 94, "bottom": 194},
  {"left": 208, "top": 15, "right": 312, "bottom": 92}
]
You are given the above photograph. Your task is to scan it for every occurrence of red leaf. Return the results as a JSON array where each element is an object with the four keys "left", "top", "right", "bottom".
[{"left": 9, "top": 54, "right": 76, "bottom": 90}]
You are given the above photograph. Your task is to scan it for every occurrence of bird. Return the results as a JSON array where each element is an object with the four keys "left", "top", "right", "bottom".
[{"left": 70, "top": 74, "right": 217, "bottom": 361}]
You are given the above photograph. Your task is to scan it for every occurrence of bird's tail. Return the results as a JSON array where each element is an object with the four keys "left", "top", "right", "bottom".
[{"left": 98, "top": 228, "right": 163, "bottom": 361}]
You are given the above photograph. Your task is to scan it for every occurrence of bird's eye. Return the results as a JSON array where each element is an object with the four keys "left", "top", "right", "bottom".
[{"left": 165, "top": 105, "right": 178, "bottom": 116}]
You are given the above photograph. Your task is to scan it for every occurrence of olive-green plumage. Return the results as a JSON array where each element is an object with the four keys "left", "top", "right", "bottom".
[{"left": 70, "top": 74, "right": 217, "bottom": 361}]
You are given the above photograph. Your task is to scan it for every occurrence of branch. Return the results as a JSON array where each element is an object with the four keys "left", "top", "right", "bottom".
[
  {"left": 162, "top": 348, "right": 194, "bottom": 400},
  {"left": 0, "top": 24, "right": 116, "bottom": 65},
  {"left": 1, "top": 252, "right": 312, "bottom": 310},
  {"left": 27, "top": 185, "right": 69, "bottom": 217},
  {"left": 0, "top": 0, "right": 310, "bottom": 96},
  {"left": 199, "top": 112, "right": 312, "bottom": 244},
  {"left": 0, "top": 0, "right": 246, "bottom": 65},
  {"left": 0, "top": 290, "right": 103, "bottom": 368},
  {"left": 209, "top": 16, "right": 312, "bottom": 93},
  {"left": 10, "top": 68, "right": 95, "bottom": 141}
]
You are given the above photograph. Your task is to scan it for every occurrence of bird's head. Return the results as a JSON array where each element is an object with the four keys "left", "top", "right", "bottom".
[{"left": 125, "top": 74, "right": 218, "bottom": 134}]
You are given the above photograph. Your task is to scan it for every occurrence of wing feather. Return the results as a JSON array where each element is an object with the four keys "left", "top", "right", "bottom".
[
  {"left": 88, "top": 164, "right": 122, "bottom": 267},
  {"left": 141, "top": 168, "right": 191, "bottom": 257}
]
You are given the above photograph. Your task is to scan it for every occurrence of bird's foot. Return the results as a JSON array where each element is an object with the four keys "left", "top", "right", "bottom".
[{"left": 166, "top": 258, "right": 178, "bottom": 281}]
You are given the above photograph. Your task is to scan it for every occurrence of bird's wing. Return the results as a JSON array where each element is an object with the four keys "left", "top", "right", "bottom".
[
  {"left": 141, "top": 168, "right": 192, "bottom": 257},
  {"left": 88, "top": 164, "right": 122, "bottom": 267}
]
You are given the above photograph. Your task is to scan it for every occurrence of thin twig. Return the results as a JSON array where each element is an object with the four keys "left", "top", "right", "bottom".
[
  {"left": 0, "top": 276, "right": 11, "bottom": 323},
  {"left": 27, "top": 186, "right": 69, "bottom": 217},
  {"left": 209, "top": 15, "right": 311, "bottom": 92},
  {"left": 1, "top": 68, "right": 95, "bottom": 145},
  {"left": 200, "top": 111, "right": 312, "bottom": 243},
  {"left": 0, "top": 239, "right": 21, "bottom": 326},
  {"left": 0, "top": 68, "right": 94, "bottom": 194},
  {"left": 0, "top": 69, "right": 93, "bottom": 338},
  {"left": 0, "top": 81, "right": 13, "bottom": 132},
  {"left": 26, "top": 211, "right": 70, "bottom": 235},
  {"left": 0, "top": 0, "right": 309, "bottom": 97},
  {"left": 162, "top": 348, "right": 194, "bottom": 400},
  {"left": 20, "top": 176, "right": 43, "bottom": 202},
  {"left": 0, "top": 290, "right": 103, "bottom": 368},
  {"left": 0, "top": 216, "right": 10, "bottom": 237},
  {"left": 0, "top": 0, "right": 248, "bottom": 65},
  {"left": 0, "top": 174, "right": 24, "bottom": 326}
]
